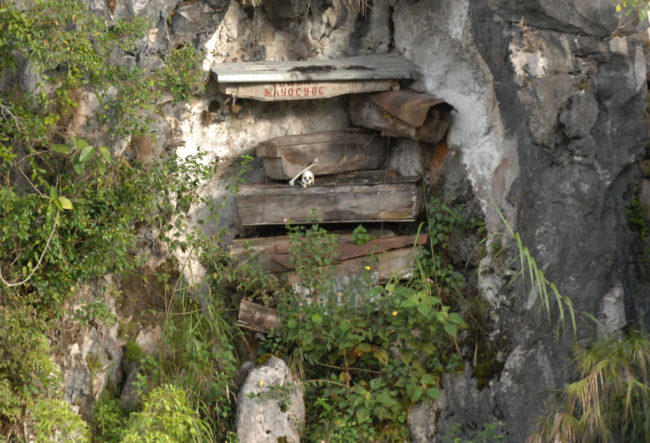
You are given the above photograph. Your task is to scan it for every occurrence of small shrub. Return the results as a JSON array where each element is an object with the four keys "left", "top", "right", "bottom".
[
  {"left": 121, "top": 384, "right": 213, "bottom": 443},
  {"left": 30, "top": 398, "right": 90, "bottom": 443}
]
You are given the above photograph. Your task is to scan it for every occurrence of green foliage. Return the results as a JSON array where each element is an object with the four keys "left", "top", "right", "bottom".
[
  {"left": 121, "top": 384, "right": 214, "bottom": 443},
  {"left": 0, "top": 304, "right": 60, "bottom": 434},
  {"left": 626, "top": 194, "right": 649, "bottom": 244},
  {"left": 256, "top": 210, "right": 467, "bottom": 441},
  {"left": 441, "top": 421, "right": 505, "bottom": 443},
  {"left": 91, "top": 395, "right": 129, "bottom": 443},
  {"left": 617, "top": 0, "right": 650, "bottom": 20},
  {"left": 0, "top": 1, "right": 210, "bottom": 438},
  {"left": 30, "top": 398, "right": 90, "bottom": 443},
  {"left": 530, "top": 331, "right": 650, "bottom": 443},
  {"left": 351, "top": 224, "right": 371, "bottom": 245},
  {"left": 0, "top": 0, "right": 203, "bottom": 140},
  {"left": 136, "top": 286, "right": 239, "bottom": 439}
]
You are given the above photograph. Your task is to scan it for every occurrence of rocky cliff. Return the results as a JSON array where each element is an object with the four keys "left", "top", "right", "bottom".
[{"left": 37, "top": 0, "right": 648, "bottom": 440}]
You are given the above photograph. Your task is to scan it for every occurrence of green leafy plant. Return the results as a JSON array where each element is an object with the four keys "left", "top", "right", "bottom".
[
  {"left": 441, "top": 421, "right": 505, "bottom": 443},
  {"left": 121, "top": 384, "right": 214, "bottom": 443},
  {"left": 617, "top": 0, "right": 650, "bottom": 20},
  {"left": 351, "top": 224, "right": 371, "bottom": 245},
  {"left": 91, "top": 394, "right": 129, "bottom": 443},
  {"left": 30, "top": 398, "right": 90, "bottom": 443},
  {"left": 258, "top": 216, "right": 466, "bottom": 441}
]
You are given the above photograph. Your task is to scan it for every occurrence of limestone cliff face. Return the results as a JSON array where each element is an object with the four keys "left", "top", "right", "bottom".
[
  {"left": 57, "top": 0, "right": 647, "bottom": 439},
  {"left": 396, "top": 1, "right": 647, "bottom": 440}
]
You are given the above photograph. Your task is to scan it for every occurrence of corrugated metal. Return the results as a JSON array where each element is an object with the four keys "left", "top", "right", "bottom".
[{"left": 211, "top": 53, "right": 415, "bottom": 83}]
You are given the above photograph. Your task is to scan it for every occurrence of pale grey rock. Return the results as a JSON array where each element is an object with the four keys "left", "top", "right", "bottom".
[
  {"left": 62, "top": 282, "right": 124, "bottom": 417},
  {"left": 134, "top": 325, "right": 162, "bottom": 355},
  {"left": 236, "top": 356, "right": 304, "bottom": 443},
  {"left": 395, "top": 0, "right": 646, "bottom": 441},
  {"left": 359, "top": 0, "right": 392, "bottom": 54},
  {"left": 600, "top": 284, "right": 627, "bottom": 333},
  {"left": 171, "top": 1, "right": 221, "bottom": 36},
  {"left": 409, "top": 395, "right": 446, "bottom": 443}
]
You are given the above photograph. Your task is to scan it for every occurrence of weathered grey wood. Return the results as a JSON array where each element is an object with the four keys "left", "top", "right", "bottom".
[
  {"left": 256, "top": 129, "right": 387, "bottom": 180},
  {"left": 234, "top": 174, "right": 423, "bottom": 226},
  {"left": 237, "top": 299, "right": 280, "bottom": 333},
  {"left": 230, "top": 233, "right": 427, "bottom": 273},
  {"left": 287, "top": 247, "right": 422, "bottom": 285},
  {"left": 211, "top": 54, "right": 415, "bottom": 83},
  {"left": 219, "top": 80, "right": 398, "bottom": 101}
]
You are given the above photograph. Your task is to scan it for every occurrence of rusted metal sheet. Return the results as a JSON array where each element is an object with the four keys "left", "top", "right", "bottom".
[
  {"left": 349, "top": 90, "right": 454, "bottom": 143},
  {"left": 255, "top": 129, "right": 387, "bottom": 180},
  {"left": 219, "top": 80, "right": 398, "bottom": 101},
  {"left": 211, "top": 54, "right": 415, "bottom": 83},
  {"left": 234, "top": 171, "right": 423, "bottom": 226}
]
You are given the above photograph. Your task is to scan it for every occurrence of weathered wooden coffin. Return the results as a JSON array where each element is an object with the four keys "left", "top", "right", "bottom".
[
  {"left": 211, "top": 54, "right": 415, "bottom": 101},
  {"left": 255, "top": 129, "right": 387, "bottom": 180},
  {"left": 230, "top": 232, "right": 428, "bottom": 273},
  {"left": 234, "top": 171, "right": 423, "bottom": 226},
  {"left": 349, "top": 90, "right": 454, "bottom": 143}
]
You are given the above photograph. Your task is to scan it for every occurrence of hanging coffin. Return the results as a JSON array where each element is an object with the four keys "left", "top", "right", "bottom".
[
  {"left": 234, "top": 170, "right": 423, "bottom": 226},
  {"left": 255, "top": 129, "right": 386, "bottom": 180},
  {"left": 349, "top": 90, "right": 455, "bottom": 143},
  {"left": 211, "top": 54, "right": 415, "bottom": 101}
]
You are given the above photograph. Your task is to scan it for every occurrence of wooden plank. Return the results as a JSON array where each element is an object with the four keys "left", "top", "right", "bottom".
[
  {"left": 287, "top": 247, "right": 422, "bottom": 285},
  {"left": 211, "top": 54, "right": 415, "bottom": 83},
  {"left": 234, "top": 176, "right": 423, "bottom": 226},
  {"left": 220, "top": 80, "right": 397, "bottom": 101},
  {"left": 256, "top": 129, "right": 387, "bottom": 180},
  {"left": 230, "top": 233, "right": 427, "bottom": 273},
  {"left": 237, "top": 299, "right": 280, "bottom": 333},
  {"left": 247, "top": 169, "right": 399, "bottom": 187},
  {"left": 230, "top": 230, "right": 396, "bottom": 258}
]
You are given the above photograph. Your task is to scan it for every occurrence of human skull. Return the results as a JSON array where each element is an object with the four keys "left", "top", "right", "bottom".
[{"left": 300, "top": 170, "right": 315, "bottom": 188}]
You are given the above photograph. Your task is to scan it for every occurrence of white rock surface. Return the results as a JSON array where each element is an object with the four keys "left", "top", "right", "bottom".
[{"left": 236, "top": 356, "right": 304, "bottom": 443}]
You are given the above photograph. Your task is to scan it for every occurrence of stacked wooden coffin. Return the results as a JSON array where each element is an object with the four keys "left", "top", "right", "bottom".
[{"left": 214, "top": 54, "right": 454, "bottom": 332}]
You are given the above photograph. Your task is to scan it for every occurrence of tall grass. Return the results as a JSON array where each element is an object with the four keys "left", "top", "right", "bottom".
[
  {"left": 529, "top": 331, "right": 650, "bottom": 442},
  {"left": 497, "top": 208, "right": 577, "bottom": 338}
]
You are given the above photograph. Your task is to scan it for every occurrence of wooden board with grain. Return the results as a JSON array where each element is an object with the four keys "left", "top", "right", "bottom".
[
  {"left": 287, "top": 247, "right": 422, "bottom": 285},
  {"left": 211, "top": 54, "right": 415, "bottom": 83},
  {"left": 230, "top": 232, "right": 427, "bottom": 273},
  {"left": 256, "top": 129, "right": 387, "bottom": 180},
  {"left": 219, "top": 80, "right": 398, "bottom": 101},
  {"left": 237, "top": 299, "right": 280, "bottom": 333},
  {"left": 234, "top": 173, "right": 423, "bottom": 226}
]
